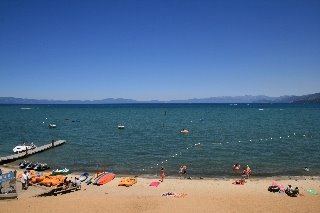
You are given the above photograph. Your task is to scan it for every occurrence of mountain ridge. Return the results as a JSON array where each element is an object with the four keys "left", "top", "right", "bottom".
[{"left": 0, "top": 93, "right": 319, "bottom": 104}]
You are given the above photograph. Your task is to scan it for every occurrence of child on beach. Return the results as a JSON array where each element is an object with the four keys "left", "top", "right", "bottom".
[{"left": 160, "top": 166, "right": 165, "bottom": 182}]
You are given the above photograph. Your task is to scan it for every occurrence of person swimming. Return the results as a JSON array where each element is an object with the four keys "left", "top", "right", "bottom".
[{"left": 233, "top": 163, "right": 241, "bottom": 172}]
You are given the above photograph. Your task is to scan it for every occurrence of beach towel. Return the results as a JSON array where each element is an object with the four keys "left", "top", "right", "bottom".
[
  {"left": 149, "top": 181, "right": 160, "bottom": 187},
  {"left": 272, "top": 181, "right": 286, "bottom": 191}
]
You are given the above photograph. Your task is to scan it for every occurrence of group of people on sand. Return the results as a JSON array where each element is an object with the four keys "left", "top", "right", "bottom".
[
  {"left": 61, "top": 177, "right": 81, "bottom": 189},
  {"left": 232, "top": 163, "right": 252, "bottom": 184},
  {"left": 285, "top": 184, "right": 300, "bottom": 197},
  {"left": 159, "top": 165, "right": 188, "bottom": 182}
]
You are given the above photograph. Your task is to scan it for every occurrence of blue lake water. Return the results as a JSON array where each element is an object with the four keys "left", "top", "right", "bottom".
[{"left": 0, "top": 104, "right": 319, "bottom": 177}]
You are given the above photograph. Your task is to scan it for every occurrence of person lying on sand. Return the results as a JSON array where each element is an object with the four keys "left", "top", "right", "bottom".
[
  {"left": 162, "top": 192, "right": 187, "bottom": 198},
  {"left": 232, "top": 179, "right": 246, "bottom": 185}
]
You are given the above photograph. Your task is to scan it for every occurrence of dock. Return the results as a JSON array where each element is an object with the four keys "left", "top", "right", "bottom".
[{"left": 0, "top": 140, "right": 66, "bottom": 165}]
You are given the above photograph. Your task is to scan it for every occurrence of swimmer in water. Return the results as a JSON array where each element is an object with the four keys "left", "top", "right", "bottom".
[{"left": 233, "top": 163, "right": 241, "bottom": 172}]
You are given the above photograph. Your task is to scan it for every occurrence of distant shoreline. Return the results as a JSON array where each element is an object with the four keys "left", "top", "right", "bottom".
[{"left": 1, "top": 92, "right": 320, "bottom": 104}]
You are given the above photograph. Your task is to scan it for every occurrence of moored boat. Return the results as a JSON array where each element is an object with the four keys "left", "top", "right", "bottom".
[
  {"left": 52, "top": 168, "right": 70, "bottom": 175},
  {"left": 118, "top": 125, "right": 125, "bottom": 129},
  {"left": 34, "top": 163, "right": 50, "bottom": 171},
  {"left": 13, "top": 143, "right": 37, "bottom": 153},
  {"left": 180, "top": 129, "right": 189, "bottom": 134},
  {"left": 48, "top": 124, "right": 57, "bottom": 128}
]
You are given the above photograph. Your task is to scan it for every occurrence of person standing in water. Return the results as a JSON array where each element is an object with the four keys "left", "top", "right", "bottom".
[{"left": 160, "top": 166, "right": 165, "bottom": 182}]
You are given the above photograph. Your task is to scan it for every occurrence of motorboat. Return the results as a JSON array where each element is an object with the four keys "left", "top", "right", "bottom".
[
  {"left": 34, "top": 163, "right": 50, "bottom": 171},
  {"left": 13, "top": 143, "right": 37, "bottom": 153},
  {"left": 180, "top": 129, "right": 189, "bottom": 134},
  {"left": 48, "top": 124, "right": 57, "bottom": 128},
  {"left": 19, "top": 160, "right": 30, "bottom": 168},
  {"left": 118, "top": 125, "right": 125, "bottom": 129},
  {"left": 25, "top": 162, "right": 38, "bottom": 170}
]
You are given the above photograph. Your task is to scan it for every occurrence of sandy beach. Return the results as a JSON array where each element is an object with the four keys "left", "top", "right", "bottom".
[{"left": 1, "top": 166, "right": 320, "bottom": 213}]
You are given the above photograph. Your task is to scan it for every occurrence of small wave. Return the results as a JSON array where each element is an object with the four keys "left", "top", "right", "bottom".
[
  {"left": 258, "top": 109, "right": 264, "bottom": 111},
  {"left": 20, "top": 107, "right": 32, "bottom": 110}
]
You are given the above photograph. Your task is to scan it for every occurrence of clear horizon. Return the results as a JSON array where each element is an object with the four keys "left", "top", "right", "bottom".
[{"left": 1, "top": 0, "right": 319, "bottom": 101}]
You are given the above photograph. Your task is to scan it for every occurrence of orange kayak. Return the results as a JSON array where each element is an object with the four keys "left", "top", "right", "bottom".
[{"left": 94, "top": 173, "right": 115, "bottom": 185}]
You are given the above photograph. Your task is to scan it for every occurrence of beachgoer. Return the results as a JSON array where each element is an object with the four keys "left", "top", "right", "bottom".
[
  {"left": 21, "top": 171, "right": 28, "bottom": 190},
  {"left": 25, "top": 170, "right": 31, "bottom": 189},
  {"left": 160, "top": 166, "right": 165, "bottom": 182},
  {"left": 68, "top": 180, "right": 73, "bottom": 188},
  {"left": 182, "top": 165, "right": 187, "bottom": 177},
  {"left": 63, "top": 177, "right": 69, "bottom": 189},
  {"left": 304, "top": 167, "right": 309, "bottom": 172},
  {"left": 75, "top": 177, "right": 81, "bottom": 189},
  {"left": 233, "top": 179, "right": 246, "bottom": 185},
  {"left": 179, "top": 166, "right": 183, "bottom": 177},
  {"left": 245, "top": 165, "right": 252, "bottom": 177},
  {"left": 286, "top": 185, "right": 293, "bottom": 194},
  {"left": 293, "top": 187, "right": 299, "bottom": 195},
  {"left": 52, "top": 139, "right": 55, "bottom": 147},
  {"left": 233, "top": 163, "right": 241, "bottom": 172}
]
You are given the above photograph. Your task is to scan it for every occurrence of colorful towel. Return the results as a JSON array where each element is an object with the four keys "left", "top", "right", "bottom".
[
  {"left": 149, "top": 181, "right": 160, "bottom": 187},
  {"left": 272, "top": 181, "right": 286, "bottom": 191}
]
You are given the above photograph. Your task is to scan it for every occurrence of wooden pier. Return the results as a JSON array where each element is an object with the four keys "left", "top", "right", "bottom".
[{"left": 0, "top": 140, "right": 66, "bottom": 165}]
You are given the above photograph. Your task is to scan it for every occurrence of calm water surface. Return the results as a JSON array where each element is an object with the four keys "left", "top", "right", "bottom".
[{"left": 0, "top": 104, "right": 319, "bottom": 177}]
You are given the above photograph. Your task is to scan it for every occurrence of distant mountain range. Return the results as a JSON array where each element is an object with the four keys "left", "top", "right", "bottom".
[{"left": 0, "top": 93, "right": 319, "bottom": 104}]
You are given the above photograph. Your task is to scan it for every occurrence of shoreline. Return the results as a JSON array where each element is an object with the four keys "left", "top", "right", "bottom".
[{"left": 1, "top": 163, "right": 319, "bottom": 181}]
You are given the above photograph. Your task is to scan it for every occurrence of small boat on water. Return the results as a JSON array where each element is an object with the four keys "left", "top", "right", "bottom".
[
  {"left": 118, "top": 125, "right": 125, "bottom": 129},
  {"left": 19, "top": 160, "right": 30, "bottom": 168},
  {"left": 19, "top": 160, "right": 50, "bottom": 171},
  {"left": 25, "top": 162, "right": 38, "bottom": 170},
  {"left": 34, "top": 163, "right": 50, "bottom": 171},
  {"left": 48, "top": 124, "right": 57, "bottom": 128},
  {"left": 52, "top": 168, "right": 70, "bottom": 175},
  {"left": 180, "top": 129, "right": 189, "bottom": 134},
  {"left": 13, "top": 143, "right": 37, "bottom": 153}
]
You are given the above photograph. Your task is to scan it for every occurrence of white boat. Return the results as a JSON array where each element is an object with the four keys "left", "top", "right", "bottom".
[
  {"left": 180, "top": 129, "right": 189, "bottom": 134},
  {"left": 118, "top": 125, "right": 125, "bottom": 129},
  {"left": 52, "top": 168, "right": 70, "bottom": 174},
  {"left": 48, "top": 124, "right": 57, "bottom": 128},
  {"left": 13, "top": 143, "right": 37, "bottom": 153}
]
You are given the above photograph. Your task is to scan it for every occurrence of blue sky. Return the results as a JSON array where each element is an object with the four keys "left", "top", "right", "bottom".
[{"left": 0, "top": 0, "right": 319, "bottom": 101}]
